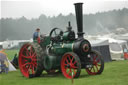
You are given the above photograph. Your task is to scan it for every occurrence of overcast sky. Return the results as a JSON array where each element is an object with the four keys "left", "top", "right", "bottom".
[{"left": 1, "top": 0, "right": 128, "bottom": 19}]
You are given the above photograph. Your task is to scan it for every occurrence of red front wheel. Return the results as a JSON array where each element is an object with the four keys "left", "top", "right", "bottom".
[
  {"left": 18, "top": 43, "right": 44, "bottom": 78},
  {"left": 61, "top": 52, "right": 81, "bottom": 79},
  {"left": 86, "top": 50, "right": 104, "bottom": 75}
]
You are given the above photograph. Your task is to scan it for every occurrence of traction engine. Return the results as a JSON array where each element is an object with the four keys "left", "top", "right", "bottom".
[{"left": 18, "top": 3, "right": 104, "bottom": 79}]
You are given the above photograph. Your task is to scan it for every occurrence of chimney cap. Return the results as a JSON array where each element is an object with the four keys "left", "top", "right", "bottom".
[{"left": 74, "top": 3, "right": 83, "bottom": 5}]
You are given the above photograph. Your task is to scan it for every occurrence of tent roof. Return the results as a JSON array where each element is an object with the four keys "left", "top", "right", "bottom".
[
  {"left": 114, "top": 33, "right": 128, "bottom": 40},
  {"left": 98, "top": 37, "right": 127, "bottom": 44},
  {"left": 0, "top": 42, "right": 3, "bottom": 45},
  {"left": 89, "top": 39, "right": 109, "bottom": 47},
  {"left": 121, "top": 33, "right": 128, "bottom": 36}
]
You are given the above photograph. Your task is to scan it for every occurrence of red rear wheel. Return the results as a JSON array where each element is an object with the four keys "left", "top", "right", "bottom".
[
  {"left": 61, "top": 52, "right": 81, "bottom": 79},
  {"left": 19, "top": 43, "right": 44, "bottom": 78},
  {"left": 86, "top": 50, "right": 104, "bottom": 75}
]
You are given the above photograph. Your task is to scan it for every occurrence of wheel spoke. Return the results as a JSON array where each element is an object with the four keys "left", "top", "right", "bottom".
[
  {"left": 64, "top": 63, "right": 68, "bottom": 66},
  {"left": 71, "top": 65, "right": 78, "bottom": 69},
  {"left": 21, "top": 54, "right": 31, "bottom": 59},
  {"left": 32, "top": 59, "right": 37, "bottom": 61},
  {"left": 73, "top": 61, "right": 77, "bottom": 64},
  {"left": 32, "top": 52, "right": 36, "bottom": 58},
  {"left": 95, "top": 65, "right": 99, "bottom": 72},
  {"left": 27, "top": 65, "right": 31, "bottom": 74},
  {"left": 24, "top": 46, "right": 30, "bottom": 56},
  {"left": 24, "top": 59, "right": 28, "bottom": 62},
  {"left": 92, "top": 67, "right": 95, "bottom": 73},
  {"left": 71, "top": 56, "right": 74, "bottom": 63},
  {"left": 66, "top": 59, "right": 69, "bottom": 64},
  {"left": 33, "top": 63, "right": 37, "bottom": 67},
  {"left": 68, "top": 55, "right": 72, "bottom": 61},
  {"left": 22, "top": 63, "right": 30, "bottom": 67}
]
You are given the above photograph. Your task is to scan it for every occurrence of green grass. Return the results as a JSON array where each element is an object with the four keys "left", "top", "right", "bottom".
[
  {"left": 0, "top": 60, "right": 128, "bottom": 85},
  {"left": 4, "top": 49, "right": 19, "bottom": 60}
]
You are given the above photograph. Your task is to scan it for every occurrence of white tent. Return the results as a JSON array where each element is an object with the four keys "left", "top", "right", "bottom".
[
  {"left": 98, "top": 37, "right": 128, "bottom": 60},
  {"left": 114, "top": 33, "right": 128, "bottom": 45},
  {"left": 8, "top": 59, "right": 17, "bottom": 71},
  {"left": 85, "top": 35, "right": 128, "bottom": 60},
  {"left": 2, "top": 39, "right": 32, "bottom": 49},
  {"left": 89, "top": 39, "right": 112, "bottom": 62},
  {"left": 2, "top": 40, "right": 19, "bottom": 49}
]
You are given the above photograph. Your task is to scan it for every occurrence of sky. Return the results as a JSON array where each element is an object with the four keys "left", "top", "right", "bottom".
[{"left": 1, "top": 0, "right": 128, "bottom": 19}]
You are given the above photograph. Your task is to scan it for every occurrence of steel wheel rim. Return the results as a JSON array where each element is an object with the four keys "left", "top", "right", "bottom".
[
  {"left": 61, "top": 54, "right": 78, "bottom": 79},
  {"left": 19, "top": 44, "right": 37, "bottom": 77},
  {"left": 86, "top": 53, "right": 102, "bottom": 75}
]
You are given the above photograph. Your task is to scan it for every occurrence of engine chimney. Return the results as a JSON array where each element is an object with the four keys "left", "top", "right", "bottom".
[{"left": 74, "top": 3, "right": 84, "bottom": 38}]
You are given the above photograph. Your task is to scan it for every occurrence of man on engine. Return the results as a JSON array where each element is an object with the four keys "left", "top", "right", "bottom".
[{"left": 33, "top": 28, "right": 40, "bottom": 43}]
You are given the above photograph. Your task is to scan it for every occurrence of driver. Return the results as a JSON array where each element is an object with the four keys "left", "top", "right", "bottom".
[{"left": 33, "top": 28, "right": 40, "bottom": 42}]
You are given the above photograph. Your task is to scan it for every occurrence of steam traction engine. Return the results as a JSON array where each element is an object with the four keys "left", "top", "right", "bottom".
[{"left": 18, "top": 3, "right": 104, "bottom": 79}]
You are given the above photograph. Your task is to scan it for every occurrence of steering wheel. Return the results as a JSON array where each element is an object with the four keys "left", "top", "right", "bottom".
[{"left": 49, "top": 28, "right": 63, "bottom": 42}]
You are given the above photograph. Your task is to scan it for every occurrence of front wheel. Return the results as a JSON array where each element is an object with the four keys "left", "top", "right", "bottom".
[
  {"left": 61, "top": 52, "right": 81, "bottom": 79},
  {"left": 86, "top": 50, "right": 104, "bottom": 75}
]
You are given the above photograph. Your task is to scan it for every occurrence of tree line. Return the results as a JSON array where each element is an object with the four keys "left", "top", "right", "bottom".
[{"left": 0, "top": 8, "right": 128, "bottom": 41}]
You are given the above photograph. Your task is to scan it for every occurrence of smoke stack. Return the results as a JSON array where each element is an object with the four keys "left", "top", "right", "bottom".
[{"left": 74, "top": 3, "right": 84, "bottom": 38}]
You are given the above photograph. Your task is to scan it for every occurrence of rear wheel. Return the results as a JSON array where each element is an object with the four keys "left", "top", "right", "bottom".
[
  {"left": 86, "top": 50, "right": 104, "bottom": 75},
  {"left": 18, "top": 43, "right": 44, "bottom": 78},
  {"left": 61, "top": 52, "right": 81, "bottom": 79}
]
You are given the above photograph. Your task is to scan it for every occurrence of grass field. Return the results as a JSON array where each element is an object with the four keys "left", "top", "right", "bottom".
[
  {"left": 0, "top": 50, "right": 128, "bottom": 85},
  {"left": 4, "top": 49, "right": 19, "bottom": 60},
  {"left": 0, "top": 59, "right": 128, "bottom": 85}
]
